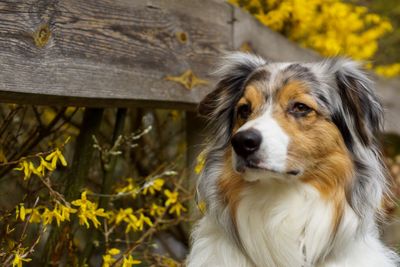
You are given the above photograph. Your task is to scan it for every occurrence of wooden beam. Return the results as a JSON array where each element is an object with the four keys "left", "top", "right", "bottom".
[
  {"left": 0, "top": 0, "right": 232, "bottom": 109},
  {"left": 376, "top": 78, "right": 400, "bottom": 134},
  {"left": 1, "top": 1, "right": 399, "bottom": 134}
]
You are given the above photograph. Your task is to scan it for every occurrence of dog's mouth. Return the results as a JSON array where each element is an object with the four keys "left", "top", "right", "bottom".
[{"left": 236, "top": 159, "right": 301, "bottom": 177}]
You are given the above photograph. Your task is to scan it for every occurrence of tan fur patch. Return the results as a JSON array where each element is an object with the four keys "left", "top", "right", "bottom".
[
  {"left": 218, "top": 150, "right": 248, "bottom": 225},
  {"left": 234, "top": 85, "right": 265, "bottom": 131},
  {"left": 273, "top": 80, "right": 354, "bottom": 231},
  {"left": 276, "top": 81, "right": 319, "bottom": 112},
  {"left": 243, "top": 85, "right": 264, "bottom": 112}
]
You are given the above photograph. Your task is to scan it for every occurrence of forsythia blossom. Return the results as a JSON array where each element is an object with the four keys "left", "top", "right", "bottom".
[
  {"left": 16, "top": 202, "right": 77, "bottom": 226},
  {"left": 12, "top": 250, "right": 31, "bottom": 267},
  {"left": 14, "top": 147, "right": 68, "bottom": 180},
  {"left": 149, "top": 203, "right": 166, "bottom": 217},
  {"left": 41, "top": 203, "right": 77, "bottom": 226},
  {"left": 14, "top": 161, "right": 41, "bottom": 180},
  {"left": 71, "top": 191, "right": 108, "bottom": 228},
  {"left": 169, "top": 202, "right": 187, "bottom": 217},
  {"left": 102, "top": 248, "right": 120, "bottom": 267},
  {"left": 111, "top": 208, "right": 152, "bottom": 233},
  {"left": 115, "top": 178, "right": 140, "bottom": 199},
  {"left": 142, "top": 178, "right": 165, "bottom": 195},
  {"left": 45, "top": 148, "right": 67, "bottom": 169},
  {"left": 122, "top": 255, "right": 141, "bottom": 267},
  {"left": 164, "top": 190, "right": 178, "bottom": 207},
  {"left": 230, "top": 0, "right": 399, "bottom": 77},
  {"left": 194, "top": 152, "right": 206, "bottom": 174},
  {"left": 164, "top": 190, "right": 187, "bottom": 216},
  {"left": 375, "top": 63, "right": 400, "bottom": 78}
]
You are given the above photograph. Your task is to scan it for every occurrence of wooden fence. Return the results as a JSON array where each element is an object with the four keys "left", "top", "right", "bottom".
[{"left": 0, "top": 0, "right": 399, "bottom": 139}]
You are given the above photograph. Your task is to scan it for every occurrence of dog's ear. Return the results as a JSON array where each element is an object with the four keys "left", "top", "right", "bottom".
[
  {"left": 330, "top": 59, "right": 390, "bottom": 223},
  {"left": 198, "top": 84, "right": 227, "bottom": 117},
  {"left": 330, "top": 59, "right": 383, "bottom": 149},
  {"left": 198, "top": 52, "right": 266, "bottom": 118}
]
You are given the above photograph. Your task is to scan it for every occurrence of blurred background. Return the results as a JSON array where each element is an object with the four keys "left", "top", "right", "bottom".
[{"left": 0, "top": 0, "right": 400, "bottom": 266}]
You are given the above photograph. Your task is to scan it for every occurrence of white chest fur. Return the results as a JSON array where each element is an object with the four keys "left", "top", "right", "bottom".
[
  {"left": 235, "top": 181, "right": 335, "bottom": 267},
  {"left": 188, "top": 180, "right": 398, "bottom": 267}
]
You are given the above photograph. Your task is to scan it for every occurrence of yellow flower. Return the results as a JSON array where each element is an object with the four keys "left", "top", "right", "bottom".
[
  {"left": 164, "top": 190, "right": 178, "bottom": 207},
  {"left": 14, "top": 161, "right": 29, "bottom": 180},
  {"left": 17, "top": 204, "right": 43, "bottom": 223},
  {"left": 53, "top": 203, "right": 76, "bottom": 226},
  {"left": 162, "top": 256, "right": 179, "bottom": 267},
  {"left": 16, "top": 203, "right": 26, "bottom": 221},
  {"left": 197, "top": 201, "right": 207, "bottom": 214},
  {"left": 122, "top": 255, "right": 141, "bottom": 267},
  {"left": 113, "top": 208, "right": 134, "bottom": 225},
  {"left": 41, "top": 208, "right": 54, "bottom": 225},
  {"left": 108, "top": 248, "right": 120, "bottom": 255},
  {"left": 194, "top": 152, "right": 206, "bottom": 174},
  {"left": 57, "top": 203, "right": 77, "bottom": 222},
  {"left": 37, "top": 157, "right": 55, "bottom": 176},
  {"left": 135, "top": 213, "right": 153, "bottom": 231},
  {"left": 14, "top": 160, "right": 40, "bottom": 180},
  {"left": 169, "top": 202, "right": 187, "bottom": 217},
  {"left": 102, "top": 248, "right": 120, "bottom": 267},
  {"left": 12, "top": 252, "right": 31, "bottom": 267},
  {"left": 115, "top": 178, "right": 139, "bottom": 199},
  {"left": 229, "top": 0, "right": 397, "bottom": 77},
  {"left": 149, "top": 203, "right": 166, "bottom": 217},
  {"left": 123, "top": 211, "right": 152, "bottom": 233},
  {"left": 45, "top": 148, "right": 68, "bottom": 169},
  {"left": 125, "top": 214, "right": 139, "bottom": 233},
  {"left": 102, "top": 254, "right": 114, "bottom": 267},
  {"left": 25, "top": 207, "right": 42, "bottom": 223},
  {"left": 72, "top": 191, "right": 108, "bottom": 228},
  {"left": 142, "top": 178, "right": 165, "bottom": 195},
  {"left": 40, "top": 203, "right": 77, "bottom": 226},
  {"left": 375, "top": 63, "right": 400, "bottom": 78},
  {"left": 17, "top": 205, "right": 43, "bottom": 224}
]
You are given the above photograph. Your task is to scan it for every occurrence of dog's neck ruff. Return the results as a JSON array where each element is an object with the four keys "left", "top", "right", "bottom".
[
  {"left": 233, "top": 179, "right": 343, "bottom": 267},
  {"left": 188, "top": 172, "right": 397, "bottom": 267}
]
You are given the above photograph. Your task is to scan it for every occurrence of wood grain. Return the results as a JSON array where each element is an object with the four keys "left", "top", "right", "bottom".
[
  {"left": 0, "top": 1, "right": 399, "bottom": 135},
  {"left": 0, "top": 0, "right": 232, "bottom": 109}
]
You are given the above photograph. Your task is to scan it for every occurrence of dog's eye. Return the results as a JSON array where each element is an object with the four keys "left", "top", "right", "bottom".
[
  {"left": 289, "top": 102, "right": 312, "bottom": 116},
  {"left": 237, "top": 104, "right": 252, "bottom": 120}
]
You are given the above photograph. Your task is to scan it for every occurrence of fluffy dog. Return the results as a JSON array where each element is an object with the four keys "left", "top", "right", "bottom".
[{"left": 187, "top": 53, "right": 399, "bottom": 267}]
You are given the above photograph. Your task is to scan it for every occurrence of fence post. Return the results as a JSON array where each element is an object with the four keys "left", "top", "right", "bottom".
[{"left": 43, "top": 108, "right": 104, "bottom": 266}]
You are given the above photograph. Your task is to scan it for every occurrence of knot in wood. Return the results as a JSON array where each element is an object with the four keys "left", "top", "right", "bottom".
[
  {"left": 165, "top": 70, "right": 208, "bottom": 90},
  {"left": 33, "top": 24, "right": 51, "bottom": 48},
  {"left": 176, "top": 31, "right": 188, "bottom": 44}
]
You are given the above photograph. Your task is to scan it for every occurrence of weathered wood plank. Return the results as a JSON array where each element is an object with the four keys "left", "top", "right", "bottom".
[
  {"left": 1, "top": 1, "right": 399, "bottom": 134},
  {"left": 0, "top": 0, "right": 231, "bottom": 109},
  {"left": 376, "top": 78, "right": 400, "bottom": 134}
]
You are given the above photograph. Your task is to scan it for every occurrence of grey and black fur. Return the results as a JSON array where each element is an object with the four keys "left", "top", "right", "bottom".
[{"left": 188, "top": 52, "right": 398, "bottom": 266}]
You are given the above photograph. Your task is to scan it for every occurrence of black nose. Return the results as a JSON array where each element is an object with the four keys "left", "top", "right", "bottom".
[{"left": 231, "top": 129, "right": 262, "bottom": 158}]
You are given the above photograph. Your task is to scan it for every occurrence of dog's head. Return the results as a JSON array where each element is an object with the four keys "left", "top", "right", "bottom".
[{"left": 199, "top": 53, "right": 387, "bottom": 218}]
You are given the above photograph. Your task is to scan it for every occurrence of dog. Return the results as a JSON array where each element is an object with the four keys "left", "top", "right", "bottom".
[{"left": 187, "top": 53, "right": 399, "bottom": 267}]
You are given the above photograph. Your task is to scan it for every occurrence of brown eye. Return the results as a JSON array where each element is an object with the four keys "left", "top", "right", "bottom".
[
  {"left": 237, "top": 104, "right": 251, "bottom": 120},
  {"left": 289, "top": 102, "right": 312, "bottom": 117}
]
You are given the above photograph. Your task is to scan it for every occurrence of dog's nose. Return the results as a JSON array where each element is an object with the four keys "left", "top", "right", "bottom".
[{"left": 231, "top": 129, "right": 262, "bottom": 158}]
